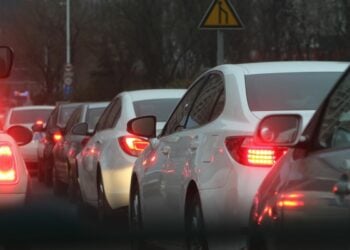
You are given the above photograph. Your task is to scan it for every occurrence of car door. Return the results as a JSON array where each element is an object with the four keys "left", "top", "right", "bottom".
[
  {"left": 60, "top": 108, "right": 82, "bottom": 181},
  {"left": 97, "top": 97, "right": 122, "bottom": 170},
  {"left": 43, "top": 108, "right": 58, "bottom": 161},
  {"left": 273, "top": 69, "right": 350, "bottom": 245},
  {"left": 141, "top": 75, "right": 208, "bottom": 225},
  {"left": 163, "top": 72, "right": 225, "bottom": 220},
  {"left": 80, "top": 101, "right": 114, "bottom": 202}
]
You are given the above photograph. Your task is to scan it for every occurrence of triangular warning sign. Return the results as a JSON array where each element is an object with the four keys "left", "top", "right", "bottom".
[{"left": 199, "top": 0, "right": 244, "bottom": 29}]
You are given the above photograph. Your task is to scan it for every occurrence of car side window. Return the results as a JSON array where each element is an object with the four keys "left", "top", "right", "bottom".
[
  {"left": 106, "top": 98, "right": 121, "bottom": 129},
  {"left": 209, "top": 88, "right": 225, "bottom": 122},
  {"left": 46, "top": 108, "right": 58, "bottom": 131},
  {"left": 162, "top": 76, "right": 208, "bottom": 136},
  {"left": 186, "top": 73, "right": 225, "bottom": 129},
  {"left": 95, "top": 101, "right": 114, "bottom": 132},
  {"left": 65, "top": 108, "right": 81, "bottom": 135},
  {"left": 318, "top": 70, "right": 350, "bottom": 149}
]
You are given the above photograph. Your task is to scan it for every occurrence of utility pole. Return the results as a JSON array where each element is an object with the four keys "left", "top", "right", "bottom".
[
  {"left": 66, "top": 0, "right": 71, "bottom": 65},
  {"left": 63, "top": 0, "right": 73, "bottom": 100}
]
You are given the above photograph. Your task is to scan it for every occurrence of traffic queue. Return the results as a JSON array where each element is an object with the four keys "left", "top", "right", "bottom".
[{"left": 1, "top": 56, "right": 350, "bottom": 249}]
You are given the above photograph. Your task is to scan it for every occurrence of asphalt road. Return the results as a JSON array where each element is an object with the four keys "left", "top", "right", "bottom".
[
  {"left": 0, "top": 178, "right": 246, "bottom": 250},
  {"left": 0, "top": 177, "right": 173, "bottom": 250}
]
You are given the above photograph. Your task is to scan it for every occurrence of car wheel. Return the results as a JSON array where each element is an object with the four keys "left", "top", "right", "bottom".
[
  {"left": 67, "top": 163, "right": 79, "bottom": 202},
  {"left": 53, "top": 166, "right": 67, "bottom": 196},
  {"left": 97, "top": 171, "right": 111, "bottom": 222},
  {"left": 44, "top": 158, "right": 53, "bottom": 187},
  {"left": 185, "top": 192, "right": 208, "bottom": 250},
  {"left": 129, "top": 182, "right": 143, "bottom": 249}
]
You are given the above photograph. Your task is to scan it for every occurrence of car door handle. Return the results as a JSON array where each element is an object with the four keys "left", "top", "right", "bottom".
[
  {"left": 161, "top": 146, "right": 171, "bottom": 155},
  {"left": 96, "top": 140, "right": 102, "bottom": 144}
]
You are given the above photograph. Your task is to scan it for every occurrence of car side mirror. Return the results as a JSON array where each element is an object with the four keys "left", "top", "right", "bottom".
[
  {"left": 32, "top": 120, "right": 45, "bottom": 132},
  {"left": 71, "top": 122, "right": 88, "bottom": 136},
  {"left": 7, "top": 125, "right": 33, "bottom": 146},
  {"left": 254, "top": 114, "right": 302, "bottom": 146},
  {"left": 0, "top": 46, "right": 13, "bottom": 78},
  {"left": 127, "top": 115, "right": 156, "bottom": 138}
]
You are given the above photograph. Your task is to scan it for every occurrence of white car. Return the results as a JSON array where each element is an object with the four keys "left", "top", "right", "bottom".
[
  {"left": 0, "top": 126, "right": 33, "bottom": 209},
  {"left": 3, "top": 106, "right": 54, "bottom": 174},
  {"left": 128, "top": 61, "right": 348, "bottom": 248},
  {"left": 77, "top": 89, "right": 185, "bottom": 218}
]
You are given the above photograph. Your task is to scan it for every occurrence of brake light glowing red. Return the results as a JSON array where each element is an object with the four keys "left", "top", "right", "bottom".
[
  {"left": 53, "top": 131, "right": 62, "bottom": 143},
  {"left": 36, "top": 120, "right": 44, "bottom": 125},
  {"left": 225, "top": 137, "right": 287, "bottom": 167},
  {"left": 277, "top": 200, "right": 304, "bottom": 207},
  {"left": 277, "top": 193, "right": 304, "bottom": 208},
  {"left": 0, "top": 145, "right": 16, "bottom": 182},
  {"left": 118, "top": 136, "right": 149, "bottom": 157}
]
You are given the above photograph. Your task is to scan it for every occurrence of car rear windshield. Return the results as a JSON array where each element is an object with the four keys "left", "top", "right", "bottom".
[
  {"left": 133, "top": 98, "right": 180, "bottom": 122},
  {"left": 9, "top": 109, "right": 52, "bottom": 124},
  {"left": 245, "top": 72, "right": 342, "bottom": 111},
  {"left": 86, "top": 107, "right": 106, "bottom": 130},
  {"left": 58, "top": 106, "right": 79, "bottom": 127}
]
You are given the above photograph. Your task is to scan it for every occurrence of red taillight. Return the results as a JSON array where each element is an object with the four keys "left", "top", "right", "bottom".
[
  {"left": 225, "top": 137, "right": 287, "bottom": 167},
  {"left": 36, "top": 120, "right": 44, "bottom": 125},
  {"left": 277, "top": 193, "right": 304, "bottom": 208},
  {"left": 53, "top": 131, "right": 63, "bottom": 143},
  {"left": 118, "top": 136, "right": 149, "bottom": 157},
  {"left": 0, "top": 144, "right": 16, "bottom": 183}
]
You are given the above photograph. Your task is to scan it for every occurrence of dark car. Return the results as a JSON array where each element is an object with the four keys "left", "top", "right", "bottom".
[
  {"left": 52, "top": 102, "right": 108, "bottom": 198},
  {"left": 35, "top": 102, "right": 82, "bottom": 186},
  {"left": 249, "top": 67, "right": 350, "bottom": 249}
]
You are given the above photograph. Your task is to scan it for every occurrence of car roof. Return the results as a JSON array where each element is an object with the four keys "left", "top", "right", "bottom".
[
  {"left": 213, "top": 61, "right": 349, "bottom": 75},
  {"left": 8, "top": 105, "right": 55, "bottom": 111},
  {"left": 85, "top": 102, "right": 109, "bottom": 109},
  {"left": 57, "top": 102, "right": 82, "bottom": 108},
  {"left": 120, "top": 89, "right": 186, "bottom": 102}
]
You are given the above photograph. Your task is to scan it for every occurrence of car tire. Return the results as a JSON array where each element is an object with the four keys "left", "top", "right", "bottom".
[
  {"left": 44, "top": 158, "right": 53, "bottom": 187},
  {"left": 185, "top": 192, "right": 208, "bottom": 250},
  {"left": 67, "top": 163, "right": 79, "bottom": 202},
  {"left": 129, "top": 182, "right": 143, "bottom": 249},
  {"left": 97, "top": 170, "right": 112, "bottom": 222},
  {"left": 53, "top": 166, "right": 67, "bottom": 196}
]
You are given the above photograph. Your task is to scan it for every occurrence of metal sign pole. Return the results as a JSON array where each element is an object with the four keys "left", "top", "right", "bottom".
[
  {"left": 66, "top": 0, "right": 71, "bottom": 65},
  {"left": 217, "top": 30, "right": 224, "bottom": 65},
  {"left": 199, "top": 0, "right": 244, "bottom": 66}
]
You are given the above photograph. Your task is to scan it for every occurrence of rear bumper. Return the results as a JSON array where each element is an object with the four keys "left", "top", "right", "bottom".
[
  {"left": 103, "top": 165, "right": 133, "bottom": 209},
  {"left": 20, "top": 143, "right": 38, "bottom": 163},
  {"left": 200, "top": 166, "right": 270, "bottom": 232}
]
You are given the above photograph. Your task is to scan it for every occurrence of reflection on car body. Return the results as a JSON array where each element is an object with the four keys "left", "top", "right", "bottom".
[
  {"left": 52, "top": 102, "right": 109, "bottom": 198},
  {"left": 0, "top": 126, "right": 33, "bottom": 209},
  {"left": 76, "top": 89, "right": 185, "bottom": 220},
  {"left": 129, "top": 61, "right": 348, "bottom": 248},
  {"left": 36, "top": 103, "right": 82, "bottom": 186},
  {"left": 249, "top": 66, "right": 350, "bottom": 250},
  {"left": 2, "top": 105, "right": 54, "bottom": 174}
]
